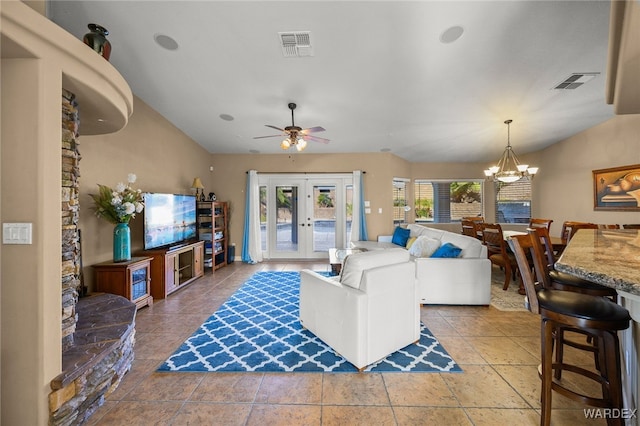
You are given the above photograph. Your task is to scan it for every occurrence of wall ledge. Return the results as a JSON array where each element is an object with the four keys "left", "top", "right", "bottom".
[{"left": 1, "top": 0, "right": 133, "bottom": 134}]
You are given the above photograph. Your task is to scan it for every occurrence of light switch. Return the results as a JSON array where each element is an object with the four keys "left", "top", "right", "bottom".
[
  {"left": 378, "top": 208, "right": 383, "bottom": 214},
  {"left": 364, "top": 200, "right": 370, "bottom": 207},
  {"left": 365, "top": 208, "right": 371, "bottom": 214},
  {"left": 3, "top": 223, "right": 32, "bottom": 244}
]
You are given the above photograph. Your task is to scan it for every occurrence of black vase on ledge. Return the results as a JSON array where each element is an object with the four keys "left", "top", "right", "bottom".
[{"left": 83, "top": 23, "right": 111, "bottom": 61}]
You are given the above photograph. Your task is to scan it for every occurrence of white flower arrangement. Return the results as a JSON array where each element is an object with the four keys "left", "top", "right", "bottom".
[{"left": 90, "top": 173, "right": 144, "bottom": 224}]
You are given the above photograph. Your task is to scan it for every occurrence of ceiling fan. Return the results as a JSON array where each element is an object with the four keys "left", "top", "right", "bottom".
[{"left": 253, "top": 103, "right": 330, "bottom": 151}]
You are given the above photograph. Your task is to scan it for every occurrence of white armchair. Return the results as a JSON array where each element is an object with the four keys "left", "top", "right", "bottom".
[{"left": 299, "top": 248, "right": 419, "bottom": 370}]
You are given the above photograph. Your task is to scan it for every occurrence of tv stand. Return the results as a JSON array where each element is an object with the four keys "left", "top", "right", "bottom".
[{"left": 140, "top": 240, "right": 204, "bottom": 299}]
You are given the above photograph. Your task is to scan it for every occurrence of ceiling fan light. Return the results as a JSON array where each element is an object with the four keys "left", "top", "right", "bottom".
[
  {"left": 297, "top": 138, "right": 307, "bottom": 151},
  {"left": 489, "top": 166, "right": 500, "bottom": 174},
  {"left": 517, "top": 164, "right": 529, "bottom": 172},
  {"left": 280, "top": 139, "right": 291, "bottom": 150},
  {"left": 484, "top": 169, "right": 493, "bottom": 177},
  {"left": 527, "top": 167, "right": 539, "bottom": 175}
]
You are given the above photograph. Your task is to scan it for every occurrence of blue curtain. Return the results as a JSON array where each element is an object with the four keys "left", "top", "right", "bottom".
[
  {"left": 241, "top": 170, "right": 263, "bottom": 263},
  {"left": 241, "top": 172, "right": 253, "bottom": 263}
]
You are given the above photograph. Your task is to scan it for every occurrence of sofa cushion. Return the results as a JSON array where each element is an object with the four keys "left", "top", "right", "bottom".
[
  {"left": 340, "top": 248, "right": 410, "bottom": 289},
  {"left": 391, "top": 226, "right": 411, "bottom": 246},
  {"left": 408, "top": 224, "right": 444, "bottom": 240},
  {"left": 351, "top": 240, "right": 397, "bottom": 251},
  {"left": 431, "top": 242, "right": 463, "bottom": 258},
  {"left": 405, "top": 236, "right": 417, "bottom": 249},
  {"left": 439, "top": 231, "right": 484, "bottom": 258},
  {"left": 408, "top": 236, "right": 441, "bottom": 258}
]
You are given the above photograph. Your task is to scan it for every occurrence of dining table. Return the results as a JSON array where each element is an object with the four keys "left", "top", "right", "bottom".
[{"left": 555, "top": 228, "right": 640, "bottom": 422}]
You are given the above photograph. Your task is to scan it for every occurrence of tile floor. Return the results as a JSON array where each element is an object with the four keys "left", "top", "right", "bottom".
[{"left": 88, "top": 261, "right": 608, "bottom": 425}]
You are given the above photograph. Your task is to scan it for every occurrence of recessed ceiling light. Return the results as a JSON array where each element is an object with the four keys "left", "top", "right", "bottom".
[
  {"left": 219, "top": 114, "right": 234, "bottom": 121},
  {"left": 440, "top": 26, "right": 464, "bottom": 44},
  {"left": 154, "top": 34, "right": 179, "bottom": 51}
]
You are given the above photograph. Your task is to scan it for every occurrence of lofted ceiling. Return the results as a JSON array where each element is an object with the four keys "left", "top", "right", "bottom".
[{"left": 48, "top": 0, "right": 615, "bottom": 163}]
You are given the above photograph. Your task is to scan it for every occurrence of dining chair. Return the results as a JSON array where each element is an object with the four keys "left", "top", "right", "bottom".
[
  {"left": 528, "top": 218, "right": 553, "bottom": 232},
  {"left": 461, "top": 220, "right": 477, "bottom": 238},
  {"left": 461, "top": 220, "right": 483, "bottom": 240},
  {"left": 623, "top": 224, "right": 640, "bottom": 229},
  {"left": 462, "top": 216, "right": 484, "bottom": 223},
  {"left": 598, "top": 224, "right": 621, "bottom": 229},
  {"left": 511, "top": 233, "right": 630, "bottom": 426},
  {"left": 480, "top": 222, "right": 518, "bottom": 291},
  {"left": 560, "top": 221, "right": 598, "bottom": 244}
]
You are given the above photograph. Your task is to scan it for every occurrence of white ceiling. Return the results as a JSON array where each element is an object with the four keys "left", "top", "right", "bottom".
[{"left": 48, "top": 1, "right": 615, "bottom": 163}]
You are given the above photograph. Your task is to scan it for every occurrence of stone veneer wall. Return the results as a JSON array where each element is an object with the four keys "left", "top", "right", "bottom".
[
  {"left": 61, "top": 89, "right": 82, "bottom": 351},
  {"left": 50, "top": 90, "right": 136, "bottom": 425}
]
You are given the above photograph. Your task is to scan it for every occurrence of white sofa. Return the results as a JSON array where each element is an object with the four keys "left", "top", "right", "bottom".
[
  {"left": 351, "top": 224, "right": 492, "bottom": 305},
  {"left": 299, "top": 248, "right": 419, "bottom": 370}
]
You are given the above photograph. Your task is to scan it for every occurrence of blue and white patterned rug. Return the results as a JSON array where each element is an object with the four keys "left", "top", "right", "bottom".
[{"left": 158, "top": 271, "right": 461, "bottom": 373}]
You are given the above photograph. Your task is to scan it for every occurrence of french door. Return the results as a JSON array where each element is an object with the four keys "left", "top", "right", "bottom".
[{"left": 259, "top": 174, "right": 353, "bottom": 259}]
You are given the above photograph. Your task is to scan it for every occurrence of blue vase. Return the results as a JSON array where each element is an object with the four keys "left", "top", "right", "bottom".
[{"left": 113, "top": 223, "right": 131, "bottom": 262}]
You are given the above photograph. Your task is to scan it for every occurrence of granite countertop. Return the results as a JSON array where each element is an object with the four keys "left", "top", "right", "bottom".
[{"left": 555, "top": 229, "right": 640, "bottom": 296}]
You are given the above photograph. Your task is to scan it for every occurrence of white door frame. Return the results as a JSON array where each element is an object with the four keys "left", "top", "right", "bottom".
[{"left": 258, "top": 173, "right": 352, "bottom": 259}]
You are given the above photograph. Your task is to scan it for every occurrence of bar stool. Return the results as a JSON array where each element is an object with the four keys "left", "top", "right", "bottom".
[
  {"left": 530, "top": 227, "right": 618, "bottom": 301},
  {"left": 510, "top": 234, "right": 631, "bottom": 426}
]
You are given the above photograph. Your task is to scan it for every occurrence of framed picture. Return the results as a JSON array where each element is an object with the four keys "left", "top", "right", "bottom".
[{"left": 593, "top": 164, "right": 640, "bottom": 210}]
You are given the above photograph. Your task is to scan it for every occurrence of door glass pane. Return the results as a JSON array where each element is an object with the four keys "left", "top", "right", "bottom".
[
  {"left": 345, "top": 184, "right": 353, "bottom": 247},
  {"left": 275, "top": 185, "right": 297, "bottom": 251},
  {"left": 312, "top": 185, "right": 336, "bottom": 252},
  {"left": 260, "top": 185, "right": 267, "bottom": 251}
]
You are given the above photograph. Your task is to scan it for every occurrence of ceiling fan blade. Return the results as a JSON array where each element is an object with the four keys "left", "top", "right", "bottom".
[
  {"left": 302, "top": 134, "right": 330, "bottom": 144},
  {"left": 253, "top": 134, "right": 284, "bottom": 139},
  {"left": 265, "top": 124, "right": 286, "bottom": 132},
  {"left": 300, "top": 126, "right": 325, "bottom": 134}
]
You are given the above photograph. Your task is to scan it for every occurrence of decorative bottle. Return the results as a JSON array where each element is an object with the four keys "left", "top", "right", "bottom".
[{"left": 83, "top": 23, "right": 112, "bottom": 61}]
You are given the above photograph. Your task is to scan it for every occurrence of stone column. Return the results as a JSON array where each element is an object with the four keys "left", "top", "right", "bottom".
[{"left": 61, "top": 89, "right": 82, "bottom": 351}]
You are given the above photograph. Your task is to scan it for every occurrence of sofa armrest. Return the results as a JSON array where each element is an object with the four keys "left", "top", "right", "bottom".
[
  {"left": 299, "top": 270, "right": 365, "bottom": 330},
  {"left": 414, "top": 257, "right": 491, "bottom": 305}
]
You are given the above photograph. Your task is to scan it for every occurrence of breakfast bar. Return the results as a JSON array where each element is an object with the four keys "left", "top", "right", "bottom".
[{"left": 556, "top": 228, "right": 640, "bottom": 423}]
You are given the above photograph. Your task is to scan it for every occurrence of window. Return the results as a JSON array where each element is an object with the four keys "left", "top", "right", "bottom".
[
  {"left": 393, "top": 178, "right": 410, "bottom": 225},
  {"left": 414, "top": 180, "right": 483, "bottom": 223},
  {"left": 495, "top": 179, "right": 532, "bottom": 223}
]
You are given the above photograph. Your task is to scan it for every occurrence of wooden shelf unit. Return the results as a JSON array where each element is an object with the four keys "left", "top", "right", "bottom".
[
  {"left": 197, "top": 201, "right": 229, "bottom": 270},
  {"left": 92, "top": 257, "right": 154, "bottom": 310},
  {"left": 141, "top": 240, "right": 204, "bottom": 299}
]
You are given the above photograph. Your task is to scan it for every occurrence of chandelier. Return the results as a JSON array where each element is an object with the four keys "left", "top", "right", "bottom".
[
  {"left": 484, "top": 119, "right": 538, "bottom": 183},
  {"left": 280, "top": 132, "right": 308, "bottom": 152}
]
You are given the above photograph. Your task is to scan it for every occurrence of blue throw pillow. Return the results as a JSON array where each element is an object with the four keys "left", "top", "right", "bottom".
[
  {"left": 391, "top": 226, "right": 410, "bottom": 247},
  {"left": 431, "top": 242, "right": 462, "bottom": 258}
]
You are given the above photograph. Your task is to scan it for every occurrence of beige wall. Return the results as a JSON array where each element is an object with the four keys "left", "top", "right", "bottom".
[
  {"left": 79, "top": 95, "right": 212, "bottom": 290},
  {"left": 535, "top": 114, "right": 640, "bottom": 236},
  {"left": 1, "top": 58, "right": 62, "bottom": 426},
  {"left": 209, "top": 152, "right": 411, "bottom": 249}
]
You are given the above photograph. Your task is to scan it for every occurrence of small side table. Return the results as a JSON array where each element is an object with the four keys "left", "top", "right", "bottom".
[
  {"left": 93, "top": 257, "right": 154, "bottom": 310},
  {"left": 328, "top": 248, "right": 366, "bottom": 275}
]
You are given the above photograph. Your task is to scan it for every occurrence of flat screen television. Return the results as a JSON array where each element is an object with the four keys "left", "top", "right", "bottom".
[{"left": 143, "top": 193, "right": 197, "bottom": 250}]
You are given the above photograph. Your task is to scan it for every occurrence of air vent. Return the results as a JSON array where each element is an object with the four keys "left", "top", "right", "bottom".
[
  {"left": 278, "top": 31, "right": 313, "bottom": 57},
  {"left": 553, "top": 73, "right": 599, "bottom": 90}
]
